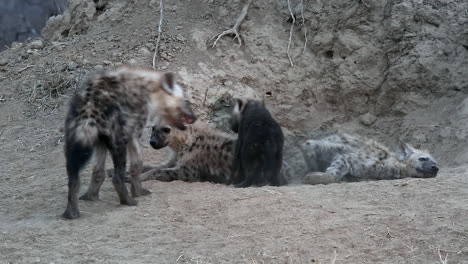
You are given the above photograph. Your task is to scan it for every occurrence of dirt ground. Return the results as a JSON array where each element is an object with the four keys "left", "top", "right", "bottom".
[{"left": 0, "top": 0, "right": 467, "bottom": 263}]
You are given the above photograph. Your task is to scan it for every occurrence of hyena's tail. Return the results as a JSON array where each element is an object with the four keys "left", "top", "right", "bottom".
[{"left": 65, "top": 119, "right": 98, "bottom": 173}]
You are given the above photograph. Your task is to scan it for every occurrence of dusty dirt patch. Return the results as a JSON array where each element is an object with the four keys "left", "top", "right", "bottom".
[{"left": 0, "top": 0, "right": 467, "bottom": 263}]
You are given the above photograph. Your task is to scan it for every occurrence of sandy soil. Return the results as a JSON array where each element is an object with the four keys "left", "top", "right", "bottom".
[
  {"left": 1, "top": 139, "right": 467, "bottom": 263},
  {"left": 0, "top": 0, "right": 467, "bottom": 263}
]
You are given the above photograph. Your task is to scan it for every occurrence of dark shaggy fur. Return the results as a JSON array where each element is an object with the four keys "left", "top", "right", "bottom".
[{"left": 229, "top": 99, "right": 286, "bottom": 187}]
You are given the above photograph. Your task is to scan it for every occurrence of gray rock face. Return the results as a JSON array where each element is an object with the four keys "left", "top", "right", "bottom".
[{"left": 0, "top": 0, "right": 67, "bottom": 51}]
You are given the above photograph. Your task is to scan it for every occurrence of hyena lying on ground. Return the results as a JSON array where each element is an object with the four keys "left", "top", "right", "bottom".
[
  {"left": 111, "top": 120, "right": 294, "bottom": 185},
  {"left": 134, "top": 120, "right": 237, "bottom": 183},
  {"left": 301, "top": 133, "right": 439, "bottom": 185},
  {"left": 63, "top": 66, "right": 196, "bottom": 219}
]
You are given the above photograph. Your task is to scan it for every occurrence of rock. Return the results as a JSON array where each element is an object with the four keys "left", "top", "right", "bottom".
[
  {"left": 94, "top": 64, "right": 104, "bottom": 70},
  {"left": 127, "top": 59, "right": 138, "bottom": 65},
  {"left": 67, "top": 62, "right": 79, "bottom": 71},
  {"left": 29, "top": 39, "right": 44, "bottom": 49},
  {"left": 360, "top": 113, "right": 377, "bottom": 126},
  {"left": 412, "top": 132, "right": 427, "bottom": 143},
  {"left": 11, "top": 42, "right": 23, "bottom": 49},
  {"left": 103, "top": 60, "right": 112, "bottom": 65},
  {"left": 139, "top": 47, "right": 151, "bottom": 56},
  {"left": 0, "top": 59, "right": 8, "bottom": 66}
]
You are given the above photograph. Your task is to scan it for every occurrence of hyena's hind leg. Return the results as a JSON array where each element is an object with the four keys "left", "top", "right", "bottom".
[
  {"left": 303, "top": 155, "right": 349, "bottom": 185},
  {"left": 80, "top": 143, "right": 107, "bottom": 201},
  {"left": 63, "top": 138, "right": 95, "bottom": 219},
  {"left": 128, "top": 138, "right": 151, "bottom": 197},
  {"left": 138, "top": 165, "right": 193, "bottom": 182},
  {"left": 104, "top": 136, "right": 137, "bottom": 206}
]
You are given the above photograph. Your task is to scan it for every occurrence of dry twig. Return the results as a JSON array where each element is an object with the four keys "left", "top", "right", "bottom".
[
  {"left": 438, "top": 247, "right": 448, "bottom": 264},
  {"left": 331, "top": 250, "right": 337, "bottom": 264},
  {"left": 17, "top": 65, "right": 34, "bottom": 73},
  {"left": 152, "top": 0, "right": 165, "bottom": 69},
  {"left": 300, "top": 0, "right": 308, "bottom": 53},
  {"left": 287, "top": 0, "right": 296, "bottom": 66},
  {"left": 211, "top": 0, "right": 252, "bottom": 47}
]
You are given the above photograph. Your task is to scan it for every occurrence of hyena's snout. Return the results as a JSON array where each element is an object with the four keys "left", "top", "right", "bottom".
[{"left": 171, "top": 99, "right": 197, "bottom": 130}]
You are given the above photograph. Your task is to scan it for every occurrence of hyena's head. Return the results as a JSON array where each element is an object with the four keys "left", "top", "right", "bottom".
[
  {"left": 399, "top": 142, "right": 439, "bottom": 178},
  {"left": 149, "top": 120, "right": 189, "bottom": 151},
  {"left": 149, "top": 122, "right": 172, "bottom": 149},
  {"left": 230, "top": 98, "right": 265, "bottom": 133},
  {"left": 149, "top": 71, "right": 196, "bottom": 130}
]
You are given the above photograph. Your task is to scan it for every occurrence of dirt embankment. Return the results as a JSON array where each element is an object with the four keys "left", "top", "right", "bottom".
[{"left": 0, "top": 0, "right": 467, "bottom": 263}]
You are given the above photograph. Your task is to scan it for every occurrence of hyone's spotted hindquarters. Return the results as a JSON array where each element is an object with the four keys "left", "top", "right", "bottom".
[{"left": 62, "top": 66, "right": 196, "bottom": 219}]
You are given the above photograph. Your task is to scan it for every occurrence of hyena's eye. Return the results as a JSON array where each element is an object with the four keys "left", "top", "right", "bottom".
[
  {"left": 162, "top": 127, "right": 171, "bottom": 134},
  {"left": 418, "top": 157, "right": 428, "bottom": 162}
]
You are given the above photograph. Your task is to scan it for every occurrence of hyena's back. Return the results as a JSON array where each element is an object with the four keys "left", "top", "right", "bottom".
[{"left": 303, "top": 133, "right": 397, "bottom": 181}]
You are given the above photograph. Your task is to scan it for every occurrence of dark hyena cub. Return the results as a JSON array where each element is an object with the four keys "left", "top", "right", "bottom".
[
  {"left": 63, "top": 66, "right": 196, "bottom": 219},
  {"left": 230, "top": 98, "right": 286, "bottom": 187}
]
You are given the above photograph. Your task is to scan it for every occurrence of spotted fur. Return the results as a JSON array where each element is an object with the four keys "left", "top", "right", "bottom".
[
  {"left": 139, "top": 121, "right": 237, "bottom": 183},
  {"left": 62, "top": 65, "right": 196, "bottom": 219},
  {"left": 301, "top": 133, "right": 439, "bottom": 185}
]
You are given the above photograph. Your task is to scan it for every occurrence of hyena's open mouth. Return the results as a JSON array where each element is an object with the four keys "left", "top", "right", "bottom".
[{"left": 181, "top": 113, "right": 196, "bottom": 126}]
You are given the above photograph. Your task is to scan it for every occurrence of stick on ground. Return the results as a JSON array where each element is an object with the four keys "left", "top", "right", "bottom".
[
  {"left": 211, "top": 0, "right": 252, "bottom": 47},
  {"left": 152, "top": 0, "right": 165, "bottom": 69}
]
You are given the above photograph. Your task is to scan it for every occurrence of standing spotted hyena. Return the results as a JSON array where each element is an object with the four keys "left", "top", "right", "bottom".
[
  {"left": 301, "top": 133, "right": 439, "bottom": 185},
  {"left": 63, "top": 66, "right": 196, "bottom": 219}
]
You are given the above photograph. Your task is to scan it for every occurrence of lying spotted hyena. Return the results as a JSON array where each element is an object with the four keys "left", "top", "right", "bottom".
[
  {"left": 63, "top": 66, "right": 196, "bottom": 219},
  {"left": 300, "top": 133, "right": 439, "bottom": 185},
  {"left": 137, "top": 120, "right": 237, "bottom": 183}
]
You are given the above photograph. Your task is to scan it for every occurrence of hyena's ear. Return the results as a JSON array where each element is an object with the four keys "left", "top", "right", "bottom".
[
  {"left": 233, "top": 98, "right": 246, "bottom": 114},
  {"left": 399, "top": 140, "right": 416, "bottom": 160},
  {"left": 161, "top": 72, "right": 183, "bottom": 96}
]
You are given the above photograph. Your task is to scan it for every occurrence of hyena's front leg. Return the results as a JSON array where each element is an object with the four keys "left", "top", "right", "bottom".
[
  {"left": 80, "top": 143, "right": 107, "bottom": 201},
  {"left": 303, "top": 155, "right": 348, "bottom": 185},
  {"left": 128, "top": 138, "right": 151, "bottom": 197}
]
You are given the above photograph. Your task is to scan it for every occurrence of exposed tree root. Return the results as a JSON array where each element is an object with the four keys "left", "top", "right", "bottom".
[{"left": 211, "top": 0, "right": 252, "bottom": 48}]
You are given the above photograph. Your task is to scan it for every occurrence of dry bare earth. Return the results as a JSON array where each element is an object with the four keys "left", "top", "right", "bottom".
[{"left": 0, "top": 0, "right": 467, "bottom": 263}]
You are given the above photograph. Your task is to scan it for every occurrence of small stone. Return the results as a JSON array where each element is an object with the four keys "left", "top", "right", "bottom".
[
  {"left": 160, "top": 52, "right": 171, "bottom": 61},
  {"left": 94, "top": 64, "right": 104, "bottom": 70},
  {"left": 11, "top": 42, "right": 23, "bottom": 49},
  {"left": 103, "top": 60, "right": 112, "bottom": 65},
  {"left": 0, "top": 59, "right": 9, "bottom": 66},
  {"left": 145, "top": 43, "right": 154, "bottom": 51},
  {"left": 360, "top": 113, "right": 377, "bottom": 126},
  {"left": 127, "top": 59, "right": 138, "bottom": 65},
  {"left": 29, "top": 39, "right": 44, "bottom": 49},
  {"left": 412, "top": 132, "right": 427, "bottom": 143},
  {"left": 67, "top": 62, "right": 78, "bottom": 71},
  {"left": 176, "top": 26, "right": 183, "bottom": 30},
  {"left": 139, "top": 47, "right": 151, "bottom": 56},
  {"left": 176, "top": 34, "right": 186, "bottom": 42}
]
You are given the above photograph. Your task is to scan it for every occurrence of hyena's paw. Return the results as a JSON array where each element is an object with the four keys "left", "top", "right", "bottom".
[
  {"left": 131, "top": 186, "right": 151, "bottom": 197},
  {"left": 303, "top": 172, "right": 339, "bottom": 185},
  {"left": 120, "top": 197, "right": 138, "bottom": 206},
  {"left": 79, "top": 192, "right": 100, "bottom": 201},
  {"left": 62, "top": 207, "right": 80, "bottom": 219}
]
